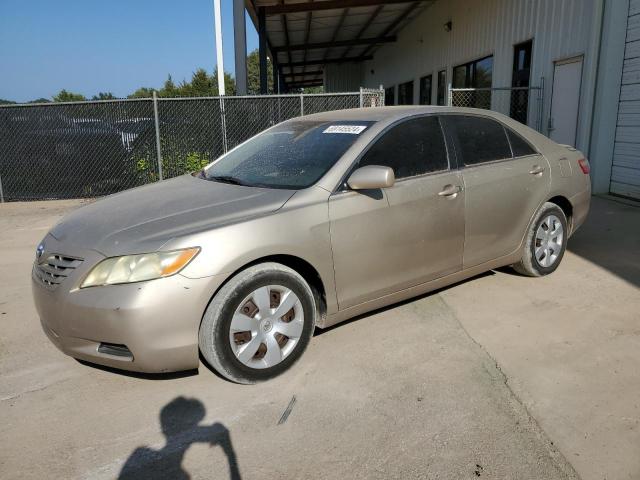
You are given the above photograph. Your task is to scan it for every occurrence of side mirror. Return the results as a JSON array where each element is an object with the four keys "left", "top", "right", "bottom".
[{"left": 347, "top": 165, "right": 395, "bottom": 190}]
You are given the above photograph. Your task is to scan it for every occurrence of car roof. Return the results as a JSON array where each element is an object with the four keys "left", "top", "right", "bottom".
[{"left": 296, "top": 106, "right": 509, "bottom": 123}]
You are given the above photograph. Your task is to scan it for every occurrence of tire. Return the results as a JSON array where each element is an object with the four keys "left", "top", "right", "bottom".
[
  {"left": 199, "top": 262, "right": 316, "bottom": 384},
  {"left": 513, "top": 202, "right": 568, "bottom": 277}
]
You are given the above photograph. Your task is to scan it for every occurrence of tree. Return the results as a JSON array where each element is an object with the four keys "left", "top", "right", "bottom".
[
  {"left": 212, "top": 67, "right": 236, "bottom": 96},
  {"left": 53, "top": 89, "right": 86, "bottom": 102},
  {"left": 0, "top": 99, "right": 16, "bottom": 105},
  {"left": 158, "top": 75, "right": 179, "bottom": 98},
  {"left": 128, "top": 87, "right": 155, "bottom": 99},
  {"left": 92, "top": 92, "right": 116, "bottom": 100},
  {"left": 28, "top": 98, "right": 51, "bottom": 104},
  {"left": 246, "top": 49, "right": 274, "bottom": 94}
]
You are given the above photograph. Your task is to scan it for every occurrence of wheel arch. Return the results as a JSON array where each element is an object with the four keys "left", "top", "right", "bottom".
[
  {"left": 547, "top": 195, "right": 574, "bottom": 234},
  {"left": 201, "top": 254, "right": 329, "bottom": 329}
]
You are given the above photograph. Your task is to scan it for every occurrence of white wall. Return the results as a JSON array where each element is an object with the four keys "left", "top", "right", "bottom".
[{"left": 359, "top": 0, "right": 602, "bottom": 155}]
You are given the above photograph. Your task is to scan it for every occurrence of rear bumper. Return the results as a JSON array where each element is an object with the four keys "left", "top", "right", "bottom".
[{"left": 32, "top": 244, "right": 226, "bottom": 373}]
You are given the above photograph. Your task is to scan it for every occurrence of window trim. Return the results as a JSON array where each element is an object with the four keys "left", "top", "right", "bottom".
[
  {"left": 333, "top": 114, "right": 452, "bottom": 193},
  {"left": 439, "top": 112, "right": 540, "bottom": 170}
]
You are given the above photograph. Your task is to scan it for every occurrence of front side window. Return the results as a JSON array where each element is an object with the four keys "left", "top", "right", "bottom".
[
  {"left": 398, "top": 80, "right": 414, "bottom": 105},
  {"left": 449, "top": 115, "right": 511, "bottom": 166},
  {"left": 358, "top": 116, "right": 448, "bottom": 179},
  {"left": 203, "top": 120, "right": 374, "bottom": 189}
]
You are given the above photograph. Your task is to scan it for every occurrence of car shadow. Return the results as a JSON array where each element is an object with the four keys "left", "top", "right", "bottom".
[
  {"left": 75, "top": 359, "right": 199, "bottom": 380},
  {"left": 118, "top": 396, "right": 241, "bottom": 480},
  {"left": 314, "top": 270, "right": 496, "bottom": 337},
  {"left": 566, "top": 196, "right": 640, "bottom": 288}
]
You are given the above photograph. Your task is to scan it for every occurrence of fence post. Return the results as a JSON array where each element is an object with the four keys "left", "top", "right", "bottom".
[
  {"left": 0, "top": 172, "right": 4, "bottom": 203},
  {"left": 359, "top": 87, "right": 364, "bottom": 108},
  {"left": 379, "top": 85, "right": 385, "bottom": 106},
  {"left": 447, "top": 82, "right": 453, "bottom": 107},
  {"left": 219, "top": 96, "right": 228, "bottom": 153},
  {"left": 300, "top": 94, "right": 304, "bottom": 116},
  {"left": 152, "top": 91, "right": 164, "bottom": 181}
]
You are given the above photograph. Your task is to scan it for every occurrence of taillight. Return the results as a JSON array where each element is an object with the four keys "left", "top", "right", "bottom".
[{"left": 578, "top": 158, "right": 590, "bottom": 174}]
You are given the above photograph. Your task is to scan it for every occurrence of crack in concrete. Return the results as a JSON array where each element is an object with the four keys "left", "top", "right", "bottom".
[{"left": 437, "top": 293, "right": 582, "bottom": 480}]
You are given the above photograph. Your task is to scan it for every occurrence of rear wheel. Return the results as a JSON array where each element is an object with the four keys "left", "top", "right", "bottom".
[
  {"left": 513, "top": 202, "right": 568, "bottom": 277},
  {"left": 199, "top": 262, "right": 316, "bottom": 384}
]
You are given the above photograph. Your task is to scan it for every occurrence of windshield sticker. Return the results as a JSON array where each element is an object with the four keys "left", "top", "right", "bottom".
[{"left": 322, "top": 125, "right": 367, "bottom": 135}]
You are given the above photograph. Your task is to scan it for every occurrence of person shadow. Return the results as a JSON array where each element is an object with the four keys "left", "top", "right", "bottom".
[{"left": 118, "top": 396, "right": 241, "bottom": 480}]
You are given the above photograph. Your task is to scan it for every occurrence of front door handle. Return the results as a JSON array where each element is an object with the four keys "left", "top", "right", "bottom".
[
  {"left": 529, "top": 165, "right": 545, "bottom": 175},
  {"left": 438, "top": 184, "right": 462, "bottom": 197}
]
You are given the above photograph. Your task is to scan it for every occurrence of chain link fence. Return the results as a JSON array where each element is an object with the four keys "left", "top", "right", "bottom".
[
  {"left": 0, "top": 89, "right": 384, "bottom": 201},
  {"left": 448, "top": 81, "right": 544, "bottom": 133}
]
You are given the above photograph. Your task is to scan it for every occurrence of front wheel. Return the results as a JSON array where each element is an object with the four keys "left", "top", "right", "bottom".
[
  {"left": 513, "top": 202, "right": 568, "bottom": 277},
  {"left": 199, "top": 262, "right": 316, "bottom": 384}
]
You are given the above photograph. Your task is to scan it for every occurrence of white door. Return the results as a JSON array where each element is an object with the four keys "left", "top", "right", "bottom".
[{"left": 549, "top": 57, "right": 583, "bottom": 146}]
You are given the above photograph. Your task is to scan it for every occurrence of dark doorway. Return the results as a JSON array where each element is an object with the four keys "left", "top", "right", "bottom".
[
  {"left": 385, "top": 86, "right": 395, "bottom": 106},
  {"left": 510, "top": 39, "right": 533, "bottom": 124},
  {"left": 437, "top": 70, "right": 446, "bottom": 106},
  {"left": 419, "top": 74, "right": 432, "bottom": 105},
  {"left": 398, "top": 80, "right": 414, "bottom": 105}
]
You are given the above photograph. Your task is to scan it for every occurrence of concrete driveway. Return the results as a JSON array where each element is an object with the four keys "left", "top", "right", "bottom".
[{"left": 0, "top": 196, "right": 638, "bottom": 479}]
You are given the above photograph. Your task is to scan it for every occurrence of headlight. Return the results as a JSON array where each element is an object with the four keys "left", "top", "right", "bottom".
[{"left": 80, "top": 248, "right": 200, "bottom": 288}]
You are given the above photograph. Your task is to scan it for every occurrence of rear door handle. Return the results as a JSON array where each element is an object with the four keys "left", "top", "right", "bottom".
[
  {"left": 529, "top": 165, "right": 545, "bottom": 175},
  {"left": 438, "top": 184, "right": 462, "bottom": 197}
]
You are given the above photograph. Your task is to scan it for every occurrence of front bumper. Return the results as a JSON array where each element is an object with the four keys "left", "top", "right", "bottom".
[{"left": 32, "top": 237, "right": 226, "bottom": 373}]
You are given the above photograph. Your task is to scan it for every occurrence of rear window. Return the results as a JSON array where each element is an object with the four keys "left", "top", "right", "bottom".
[
  {"left": 506, "top": 128, "right": 537, "bottom": 157},
  {"left": 203, "top": 120, "right": 374, "bottom": 189},
  {"left": 450, "top": 115, "right": 512, "bottom": 166}
]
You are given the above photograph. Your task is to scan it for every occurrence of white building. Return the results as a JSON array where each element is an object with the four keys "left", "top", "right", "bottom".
[{"left": 244, "top": 0, "right": 639, "bottom": 200}]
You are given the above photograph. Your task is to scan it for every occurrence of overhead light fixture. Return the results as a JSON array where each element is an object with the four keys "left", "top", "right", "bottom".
[{"left": 444, "top": 21, "right": 452, "bottom": 32}]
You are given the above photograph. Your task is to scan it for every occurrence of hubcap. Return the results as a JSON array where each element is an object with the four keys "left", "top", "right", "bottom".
[
  {"left": 229, "top": 285, "right": 304, "bottom": 369},
  {"left": 534, "top": 214, "right": 564, "bottom": 268}
]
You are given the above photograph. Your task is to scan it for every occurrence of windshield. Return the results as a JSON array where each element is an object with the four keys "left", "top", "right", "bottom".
[{"left": 201, "top": 120, "right": 374, "bottom": 189}]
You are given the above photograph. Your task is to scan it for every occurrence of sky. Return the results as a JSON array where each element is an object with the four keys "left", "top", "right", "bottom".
[{"left": 0, "top": 0, "right": 259, "bottom": 102}]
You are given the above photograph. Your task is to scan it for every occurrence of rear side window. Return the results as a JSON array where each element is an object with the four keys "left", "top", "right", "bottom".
[
  {"left": 506, "top": 128, "right": 536, "bottom": 157},
  {"left": 449, "top": 115, "right": 512, "bottom": 166},
  {"left": 358, "top": 116, "right": 448, "bottom": 179}
]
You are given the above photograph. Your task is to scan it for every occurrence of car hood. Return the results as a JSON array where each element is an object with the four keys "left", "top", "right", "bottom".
[{"left": 49, "top": 175, "right": 296, "bottom": 256}]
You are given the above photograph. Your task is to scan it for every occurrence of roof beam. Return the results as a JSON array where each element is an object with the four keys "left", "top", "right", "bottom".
[
  {"left": 273, "top": 35, "right": 397, "bottom": 53},
  {"left": 280, "top": 10, "right": 293, "bottom": 75},
  {"left": 361, "top": 1, "right": 419, "bottom": 58},
  {"left": 341, "top": 4, "right": 383, "bottom": 58},
  {"left": 280, "top": 55, "right": 372, "bottom": 68},
  {"left": 264, "top": 0, "right": 416, "bottom": 15},
  {"left": 284, "top": 70, "right": 324, "bottom": 78},
  {"left": 288, "top": 81, "right": 323, "bottom": 88}
]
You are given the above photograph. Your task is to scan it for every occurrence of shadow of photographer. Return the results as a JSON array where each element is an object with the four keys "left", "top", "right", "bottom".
[{"left": 118, "top": 396, "right": 241, "bottom": 480}]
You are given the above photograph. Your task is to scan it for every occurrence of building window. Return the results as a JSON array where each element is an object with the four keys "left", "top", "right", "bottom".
[
  {"left": 385, "top": 86, "right": 395, "bottom": 105},
  {"left": 398, "top": 80, "right": 414, "bottom": 105},
  {"left": 437, "top": 70, "right": 446, "bottom": 106},
  {"left": 510, "top": 40, "right": 532, "bottom": 124},
  {"left": 452, "top": 55, "right": 493, "bottom": 108},
  {"left": 419, "top": 75, "right": 432, "bottom": 105}
]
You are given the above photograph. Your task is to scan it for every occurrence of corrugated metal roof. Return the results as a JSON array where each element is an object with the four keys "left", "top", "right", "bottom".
[{"left": 247, "top": 1, "right": 436, "bottom": 88}]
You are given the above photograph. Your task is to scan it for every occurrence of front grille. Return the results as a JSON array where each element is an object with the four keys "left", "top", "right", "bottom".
[{"left": 34, "top": 254, "right": 83, "bottom": 290}]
